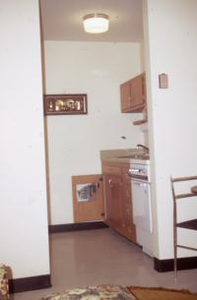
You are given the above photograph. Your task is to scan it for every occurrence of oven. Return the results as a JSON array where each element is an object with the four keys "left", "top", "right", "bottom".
[{"left": 128, "top": 159, "right": 153, "bottom": 256}]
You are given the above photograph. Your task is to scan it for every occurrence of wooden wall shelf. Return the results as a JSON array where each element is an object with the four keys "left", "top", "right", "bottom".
[{"left": 133, "top": 119, "right": 147, "bottom": 126}]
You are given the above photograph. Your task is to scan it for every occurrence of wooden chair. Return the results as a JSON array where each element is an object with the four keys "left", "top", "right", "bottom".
[{"left": 170, "top": 176, "right": 197, "bottom": 279}]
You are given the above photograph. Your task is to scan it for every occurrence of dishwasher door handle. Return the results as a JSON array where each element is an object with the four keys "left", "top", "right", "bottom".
[
  {"left": 133, "top": 181, "right": 144, "bottom": 187},
  {"left": 132, "top": 181, "right": 148, "bottom": 188}
]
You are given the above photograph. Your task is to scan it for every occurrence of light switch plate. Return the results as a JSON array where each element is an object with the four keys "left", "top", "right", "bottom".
[{"left": 159, "top": 73, "right": 168, "bottom": 89}]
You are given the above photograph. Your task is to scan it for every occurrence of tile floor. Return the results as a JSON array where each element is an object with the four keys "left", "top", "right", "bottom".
[{"left": 10, "top": 228, "right": 197, "bottom": 300}]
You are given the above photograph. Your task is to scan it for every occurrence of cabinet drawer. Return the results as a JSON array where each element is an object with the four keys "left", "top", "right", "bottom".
[
  {"left": 102, "top": 164, "right": 121, "bottom": 175},
  {"left": 122, "top": 169, "right": 131, "bottom": 180}
]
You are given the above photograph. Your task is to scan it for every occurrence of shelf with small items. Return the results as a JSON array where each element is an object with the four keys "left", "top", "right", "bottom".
[
  {"left": 133, "top": 106, "right": 147, "bottom": 126},
  {"left": 133, "top": 119, "right": 147, "bottom": 126}
]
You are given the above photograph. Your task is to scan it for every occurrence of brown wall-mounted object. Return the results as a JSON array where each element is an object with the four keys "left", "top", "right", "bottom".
[{"left": 44, "top": 94, "right": 88, "bottom": 115}]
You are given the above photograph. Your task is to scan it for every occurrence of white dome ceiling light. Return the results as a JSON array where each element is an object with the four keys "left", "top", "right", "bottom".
[{"left": 83, "top": 13, "right": 109, "bottom": 34}]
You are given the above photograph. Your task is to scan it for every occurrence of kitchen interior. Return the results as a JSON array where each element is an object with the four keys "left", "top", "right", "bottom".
[
  {"left": 41, "top": 1, "right": 153, "bottom": 262},
  {"left": 40, "top": 0, "right": 197, "bottom": 273},
  {"left": 41, "top": 0, "right": 152, "bottom": 255}
]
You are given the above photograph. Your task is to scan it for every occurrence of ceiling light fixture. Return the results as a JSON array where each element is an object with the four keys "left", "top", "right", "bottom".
[{"left": 83, "top": 13, "right": 109, "bottom": 34}]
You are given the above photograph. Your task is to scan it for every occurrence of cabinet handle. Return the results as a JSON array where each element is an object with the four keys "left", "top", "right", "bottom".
[{"left": 108, "top": 178, "right": 113, "bottom": 188}]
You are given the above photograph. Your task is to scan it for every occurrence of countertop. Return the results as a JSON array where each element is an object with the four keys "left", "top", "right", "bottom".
[{"left": 100, "top": 148, "right": 150, "bottom": 164}]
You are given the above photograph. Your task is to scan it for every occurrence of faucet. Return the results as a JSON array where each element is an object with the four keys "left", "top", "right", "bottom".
[{"left": 137, "top": 144, "right": 149, "bottom": 154}]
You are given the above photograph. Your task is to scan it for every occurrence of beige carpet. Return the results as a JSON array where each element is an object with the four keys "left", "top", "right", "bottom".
[{"left": 128, "top": 287, "right": 197, "bottom": 300}]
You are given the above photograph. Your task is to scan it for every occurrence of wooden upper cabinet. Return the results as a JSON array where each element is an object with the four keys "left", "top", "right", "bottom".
[
  {"left": 120, "top": 72, "right": 146, "bottom": 113},
  {"left": 130, "top": 73, "right": 146, "bottom": 109}
]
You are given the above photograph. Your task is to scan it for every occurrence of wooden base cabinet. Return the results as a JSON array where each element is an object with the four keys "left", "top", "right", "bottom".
[
  {"left": 122, "top": 166, "right": 136, "bottom": 242},
  {"left": 104, "top": 173, "right": 124, "bottom": 232},
  {"left": 102, "top": 161, "right": 136, "bottom": 243},
  {"left": 72, "top": 174, "right": 104, "bottom": 223}
]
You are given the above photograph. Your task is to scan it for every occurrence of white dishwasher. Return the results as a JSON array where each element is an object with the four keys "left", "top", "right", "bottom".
[{"left": 129, "top": 159, "right": 153, "bottom": 256}]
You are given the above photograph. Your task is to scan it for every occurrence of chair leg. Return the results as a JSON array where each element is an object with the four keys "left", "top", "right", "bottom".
[
  {"left": 174, "top": 244, "right": 178, "bottom": 281},
  {"left": 173, "top": 216, "right": 178, "bottom": 280},
  {"left": 172, "top": 177, "right": 178, "bottom": 280}
]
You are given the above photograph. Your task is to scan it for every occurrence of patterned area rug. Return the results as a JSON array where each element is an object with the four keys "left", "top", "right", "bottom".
[
  {"left": 40, "top": 285, "right": 197, "bottom": 300},
  {"left": 127, "top": 286, "right": 197, "bottom": 300}
]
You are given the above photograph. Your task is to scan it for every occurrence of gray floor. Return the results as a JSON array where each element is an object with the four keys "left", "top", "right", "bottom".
[{"left": 11, "top": 228, "right": 197, "bottom": 300}]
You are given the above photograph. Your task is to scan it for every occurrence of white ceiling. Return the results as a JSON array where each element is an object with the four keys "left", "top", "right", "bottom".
[{"left": 40, "top": 0, "right": 143, "bottom": 42}]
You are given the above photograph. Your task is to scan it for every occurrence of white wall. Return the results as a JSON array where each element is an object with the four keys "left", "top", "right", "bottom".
[
  {"left": 144, "top": 0, "right": 197, "bottom": 259},
  {"left": 0, "top": 1, "right": 50, "bottom": 278},
  {"left": 44, "top": 41, "right": 144, "bottom": 225}
]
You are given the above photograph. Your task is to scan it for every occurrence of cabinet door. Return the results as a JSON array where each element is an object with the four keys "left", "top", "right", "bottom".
[
  {"left": 130, "top": 74, "right": 146, "bottom": 110},
  {"left": 72, "top": 174, "right": 104, "bottom": 223},
  {"left": 122, "top": 167, "right": 136, "bottom": 242},
  {"left": 104, "top": 174, "right": 124, "bottom": 231},
  {"left": 120, "top": 80, "right": 131, "bottom": 112}
]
